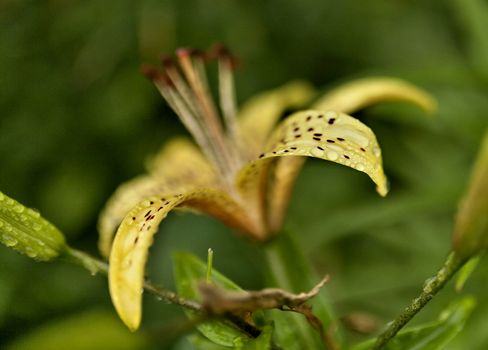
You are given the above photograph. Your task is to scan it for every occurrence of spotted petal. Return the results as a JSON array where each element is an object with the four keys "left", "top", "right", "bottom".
[
  {"left": 266, "top": 78, "right": 436, "bottom": 231},
  {"left": 237, "top": 80, "right": 316, "bottom": 160},
  {"left": 98, "top": 138, "right": 217, "bottom": 257},
  {"left": 237, "top": 110, "right": 387, "bottom": 234},
  {"left": 109, "top": 189, "right": 258, "bottom": 331},
  {"left": 313, "top": 77, "right": 436, "bottom": 114}
]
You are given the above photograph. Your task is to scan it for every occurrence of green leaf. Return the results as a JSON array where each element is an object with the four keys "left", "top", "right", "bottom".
[
  {"left": 0, "top": 191, "right": 66, "bottom": 261},
  {"left": 351, "top": 297, "right": 476, "bottom": 350},
  {"left": 5, "top": 309, "right": 148, "bottom": 350},
  {"left": 190, "top": 324, "right": 274, "bottom": 350},
  {"left": 189, "top": 335, "right": 230, "bottom": 350},
  {"left": 452, "top": 0, "right": 488, "bottom": 79},
  {"left": 263, "top": 230, "right": 340, "bottom": 350},
  {"left": 173, "top": 252, "right": 251, "bottom": 347},
  {"left": 241, "top": 324, "right": 273, "bottom": 350},
  {"left": 455, "top": 256, "right": 480, "bottom": 291}
]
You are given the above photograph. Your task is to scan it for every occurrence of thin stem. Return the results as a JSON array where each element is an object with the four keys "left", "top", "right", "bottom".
[
  {"left": 62, "top": 246, "right": 262, "bottom": 337},
  {"left": 371, "top": 252, "right": 466, "bottom": 349},
  {"left": 63, "top": 246, "right": 202, "bottom": 311}
]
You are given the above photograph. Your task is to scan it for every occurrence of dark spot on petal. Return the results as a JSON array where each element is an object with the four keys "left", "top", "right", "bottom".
[
  {"left": 307, "top": 127, "right": 314, "bottom": 132},
  {"left": 259, "top": 153, "right": 264, "bottom": 158},
  {"left": 313, "top": 137, "right": 321, "bottom": 141},
  {"left": 149, "top": 201, "right": 154, "bottom": 205},
  {"left": 290, "top": 147, "right": 297, "bottom": 150},
  {"left": 317, "top": 146, "right": 324, "bottom": 151},
  {"left": 337, "top": 137, "right": 345, "bottom": 141},
  {"left": 344, "top": 155, "right": 350, "bottom": 159},
  {"left": 306, "top": 116, "right": 312, "bottom": 121},
  {"left": 134, "top": 237, "right": 139, "bottom": 244},
  {"left": 328, "top": 118, "right": 336, "bottom": 125},
  {"left": 295, "top": 134, "right": 301, "bottom": 138},
  {"left": 318, "top": 114, "right": 323, "bottom": 118},
  {"left": 326, "top": 139, "right": 335, "bottom": 143},
  {"left": 144, "top": 210, "right": 152, "bottom": 218},
  {"left": 132, "top": 217, "right": 136, "bottom": 221},
  {"left": 157, "top": 207, "right": 163, "bottom": 211},
  {"left": 147, "top": 225, "right": 152, "bottom": 231},
  {"left": 272, "top": 151, "right": 277, "bottom": 154},
  {"left": 293, "top": 127, "right": 300, "bottom": 132},
  {"left": 313, "top": 133, "right": 323, "bottom": 137},
  {"left": 360, "top": 147, "right": 366, "bottom": 152},
  {"left": 284, "top": 150, "right": 289, "bottom": 153}
]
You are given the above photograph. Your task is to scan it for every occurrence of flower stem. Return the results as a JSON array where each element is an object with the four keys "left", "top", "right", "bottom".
[
  {"left": 371, "top": 252, "right": 466, "bottom": 349},
  {"left": 63, "top": 246, "right": 263, "bottom": 338},
  {"left": 63, "top": 246, "right": 201, "bottom": 311}
]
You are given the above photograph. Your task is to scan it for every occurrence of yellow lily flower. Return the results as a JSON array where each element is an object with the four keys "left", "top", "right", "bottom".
[{"left": 98, "top": 45, "right": 435, "bottom": 331}]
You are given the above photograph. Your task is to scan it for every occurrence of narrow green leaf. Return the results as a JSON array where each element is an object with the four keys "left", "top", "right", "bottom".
[
  {"left": 0, "top": 191, "right": 66, "bottom": 261},
  {"left": 173, "top": 252, "right": 251, "bottom": 347},
  {"left": 351, "top": 297, "right": 476, "bottom": 350},
  {"left": 189, "top": 335, "right": 230, "bottom": 350},
  {"left": 455, "top": 256, "right": 480, "bottom": 292}
]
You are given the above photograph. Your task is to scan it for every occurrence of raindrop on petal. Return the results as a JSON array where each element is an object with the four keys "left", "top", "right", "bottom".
[{"left": 326, "top": 150, "right": 339, "bottom": 161}]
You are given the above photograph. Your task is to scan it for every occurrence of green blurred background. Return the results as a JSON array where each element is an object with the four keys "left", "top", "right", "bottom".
[{"left": 1, "top": 0, "right": 488, "bottom": 349}]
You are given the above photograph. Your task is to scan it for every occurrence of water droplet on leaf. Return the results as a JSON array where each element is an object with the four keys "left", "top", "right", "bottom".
[
  {"left": 2, "top": 234, "right": 17, "bottom": 247},
  {"left": 13, "top": 205, "right": 24, "bottom": 214}
]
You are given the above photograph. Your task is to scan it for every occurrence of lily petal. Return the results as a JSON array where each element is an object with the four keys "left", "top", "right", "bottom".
[
  {"left": 312, "top": 77, "right": 437, "bottom": 114},
  {"left": 267, "top": 78, "right": 437, "bottom": 231},
  {"left": 98, "top": 138, "right": 217, "bottom": 257},
  {"left": 237, "top": 80, "right": 316, "bottom": 159},
  {"left": 109, "top": 189, "right": 257, "bottom": 331},
  {"left": 237, "top": 110, "right": 387, "bottom": 235}
]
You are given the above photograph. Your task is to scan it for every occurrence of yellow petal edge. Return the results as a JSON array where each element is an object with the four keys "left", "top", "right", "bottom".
[
  {"left": 313, "top": 77, "right": 437, "bottom": 115},
  {"left": 109, "top": 189, "right": 254, "bottom": 330}
]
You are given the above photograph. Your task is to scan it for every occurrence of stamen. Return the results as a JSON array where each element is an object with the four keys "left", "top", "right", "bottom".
[
  {"left": 160, "top": 56, "right": 228, "bottom": 171},
  {"left": 215, "top": 44, "right": 239, "bottom": 140},
  {"left": 143, "top": 46, "right": 247, "bottom": 189},
  {"left": 176, "top": 48, "right": 236, "bottom": 176},
  {"left": 161, "top": 56, "right": 200, "bottom": 118},
  {"left": 146, "top": 68, "right": 222, "bottom": 173}
]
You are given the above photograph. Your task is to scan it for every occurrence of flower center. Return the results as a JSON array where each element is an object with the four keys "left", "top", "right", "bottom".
[{"left": 142, "top": 45, "right": 243, "bottom": 189}]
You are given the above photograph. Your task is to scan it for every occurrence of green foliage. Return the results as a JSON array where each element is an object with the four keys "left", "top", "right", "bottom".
[
  {"left": 1, "top": 0, "right": 488, "bottom": 349},
  {"left": 173, "top": 252, "right": 251, "bottom": 347},
  {"left": 190, "top": 324, "right": 274, "bottom": 350},
  {"left": 352, "top": 297, "right": 475, "bottom": 350},
  {"left": 4, "top": 309, "right": 148, "bottom": 350},
  {"left": 264, "top": 231, "right": 339, "bottom": 349},
  {"left": 241, "top": 324, "right": 273, "bottom": 350},
  {"left": 0, "top": 192, "right": 66, "bottom": 261}
]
